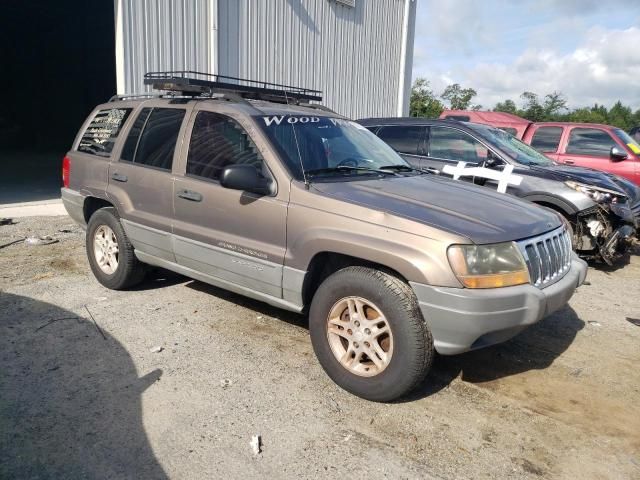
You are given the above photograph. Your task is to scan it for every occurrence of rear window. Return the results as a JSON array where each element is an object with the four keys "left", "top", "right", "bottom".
[
  {"left": 531, "top": 126, "right": 562, "bottom": 152},
  {"left": 77, "top": 108, "right": 132, "bottom": 156},
  {"left": 566, "top": 128, "right": 616, "bottom": 156}
]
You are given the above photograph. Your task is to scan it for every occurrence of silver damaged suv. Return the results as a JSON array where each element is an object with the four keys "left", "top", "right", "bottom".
[{"left": 61, "top": 73, "right": 587, "bottom": 401}]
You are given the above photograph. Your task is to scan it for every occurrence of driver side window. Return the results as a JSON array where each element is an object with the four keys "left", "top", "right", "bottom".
[
  {"left": 429, "top": 127, "right": 489, "bottom": 164},
  {"left": 187, "top": 111, "right": 266, "bottom": 182}
]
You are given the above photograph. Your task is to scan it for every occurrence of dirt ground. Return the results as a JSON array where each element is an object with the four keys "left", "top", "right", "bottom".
[{"left": 1, "top": 216, "right": 639, "bottom": 479}]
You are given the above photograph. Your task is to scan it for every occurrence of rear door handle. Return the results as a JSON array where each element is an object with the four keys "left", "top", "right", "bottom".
[
  {"left": 177, "top": 189, "right": 203, "bottom": 202},
  {"left": 111, "top": 172, "right": 128, "bottom": 182},
  {"left": 564, "top": 160, "right": 575, "bottom": 165}
]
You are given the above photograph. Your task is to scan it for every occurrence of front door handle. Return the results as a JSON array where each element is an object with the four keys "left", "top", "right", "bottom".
[
  {"left": 111, "top": 172, "right": 128, "bottom": 182},
  {"left": 564, "top": 159, "right": 575, "bottom": 165},
  {"left": 177, "top": 189, "right": 203, "bottom": 202}
]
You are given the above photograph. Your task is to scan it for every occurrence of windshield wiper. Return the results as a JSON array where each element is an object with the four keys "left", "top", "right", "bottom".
[
  {"left": 379, "top": 165, "right": 427, "bottom": 174},
  {"left": 306, "top": 166, "right": 399, "bottom": 178}
]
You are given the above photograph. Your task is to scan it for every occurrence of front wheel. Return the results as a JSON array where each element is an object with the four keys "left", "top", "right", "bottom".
[{"left": 309, "top": 267, "right": 433, "bottom": 402}]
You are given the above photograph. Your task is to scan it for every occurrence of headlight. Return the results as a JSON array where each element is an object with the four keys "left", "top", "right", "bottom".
[
  {"left": 447, "top": 242, "right": 530, "bottom": 288},
  {"left": 564, "top": 180, "right": 626, "bottom": 204}
]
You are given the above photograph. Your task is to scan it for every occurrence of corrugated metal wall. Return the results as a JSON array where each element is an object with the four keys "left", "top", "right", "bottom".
[
  {"left": 116, "top": 0, "right": 215, "bottom": 95},
  {"left": 117, "top": 0, "right": 412, "bottom": 118}
]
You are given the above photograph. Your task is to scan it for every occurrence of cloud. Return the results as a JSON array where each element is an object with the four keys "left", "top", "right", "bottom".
[
  {"left": 417, "top": 1, "right": 495, "bottom": 55},
  {"left": 415, "top": 26, "right": 640, "bottom": 110},
  {"left": 530, "top": 0, "right": 640, "bottom": 14}
]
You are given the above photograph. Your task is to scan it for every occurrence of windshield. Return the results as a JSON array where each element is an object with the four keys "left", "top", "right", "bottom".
[
  {"left": 254, "top": 115, "right": 409, "bottom": 180},
  {"left": 471, "top": 124, "right": 554, "bottom": 166},
  {"left": 613, "top": 128, "right": 640, "bottom": 155}
]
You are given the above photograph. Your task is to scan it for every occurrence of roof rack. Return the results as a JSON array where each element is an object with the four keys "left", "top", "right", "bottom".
[
  {"left": 108, "top": 93, "right": 163, "bottom": 102},
  {"left": 144, "top": 71, "right": 323, "bottom": 104}
]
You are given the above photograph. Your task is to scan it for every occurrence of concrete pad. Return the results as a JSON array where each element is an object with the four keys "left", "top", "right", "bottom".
[{"left": 0, "top": 199, "right": 67, "bottom": 218}]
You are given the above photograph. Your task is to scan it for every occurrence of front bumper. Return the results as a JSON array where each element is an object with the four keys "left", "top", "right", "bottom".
[{"left": 410, "top": 255, "right": 588, "bottom": 355}]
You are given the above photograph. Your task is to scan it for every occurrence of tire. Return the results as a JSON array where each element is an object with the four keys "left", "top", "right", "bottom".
[
  {"left": 86, "top": 207, "right": 146, "bottom": 290},
  {"left": 309, "top": 266, "right": 433, "bottom": 402}
]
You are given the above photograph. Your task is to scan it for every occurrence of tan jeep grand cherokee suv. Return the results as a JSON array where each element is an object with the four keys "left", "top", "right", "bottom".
[{"left": 61, "top": 73, "right": 587, "bottom": 401}]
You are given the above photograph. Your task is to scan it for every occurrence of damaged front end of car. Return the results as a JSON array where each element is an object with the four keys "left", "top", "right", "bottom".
[{"left": 566, "top": 181, "right": 637, "bottom": 265}]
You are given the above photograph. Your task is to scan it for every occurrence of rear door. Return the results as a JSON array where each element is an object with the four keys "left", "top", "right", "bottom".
[
  {"left": 527, "top": 125, "right": 563, "bottom": 161},
  {"left": 171, "top": 107, "right": 288, "bottom": 299},
  {"left": 106, "top": 102, "right": 190, "bottom": 262},
  {"left": 375, "top": 125, "right": 427, "bottom": 169}
]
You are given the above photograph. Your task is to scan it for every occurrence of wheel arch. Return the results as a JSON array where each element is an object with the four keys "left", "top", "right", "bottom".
[
  {"left": 83, "top": 196, "right": 117, "bottom": 223},
  {"left": 301, "top": 251, "right": 411, "bottom": 308},
  {"left": 524, "top": 194, "right": 578, "bottom": 216}
]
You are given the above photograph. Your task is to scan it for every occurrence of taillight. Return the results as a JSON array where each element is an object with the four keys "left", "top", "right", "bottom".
[{"left": 62, "top": 156, "right": 71, "bottom": 188}]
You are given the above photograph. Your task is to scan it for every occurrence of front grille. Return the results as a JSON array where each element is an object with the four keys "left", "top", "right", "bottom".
[{"left": 516, "top": 227, "right": 572, "bottom": 289}]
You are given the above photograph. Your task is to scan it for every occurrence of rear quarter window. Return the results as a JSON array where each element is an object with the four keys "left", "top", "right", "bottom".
[{"left": 77, "top": 108, "right": 132, "bottom": 156}]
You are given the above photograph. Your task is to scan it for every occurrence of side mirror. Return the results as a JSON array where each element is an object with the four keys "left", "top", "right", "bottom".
[
  {"left": 220, "top": 164, "right": 274, "bottom": 195},
  {"left": 610, "top": 146, "right": 628, "bottom": 162},
  {"left": 484, "top": 151, "right": 501, "bottom": 168}
]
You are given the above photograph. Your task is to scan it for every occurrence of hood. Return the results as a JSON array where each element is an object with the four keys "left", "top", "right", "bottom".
[
  {"left": 311, "top": 175, "right": 561, "bottom": 244},
  {"left": 527, "top": 164, "right": 640, "bottom": 200}
]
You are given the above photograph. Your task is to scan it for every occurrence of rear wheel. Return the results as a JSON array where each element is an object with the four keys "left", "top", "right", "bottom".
[
  {"left": 309, "top": 266, "right": 433, "bottom": 402},
  {"left": 86, "top": 208, "right": 146, "bottom": 289}
]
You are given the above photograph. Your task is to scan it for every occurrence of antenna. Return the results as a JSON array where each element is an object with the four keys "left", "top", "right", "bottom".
[{"left": 283, "top": 89, "right": 310, "bottom": 189}]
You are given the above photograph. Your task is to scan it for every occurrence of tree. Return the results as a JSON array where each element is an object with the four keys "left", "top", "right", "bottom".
[
  {"left": 543, "top": 91, "right": 567, "bottom": 118},
  {"left": 568, "top": 107, "right": 608, "bottom": 124},
  {"left": 409, "top": 78, "right": 444, "bottom": 118},
  {"left": 520, "top": 91, "right": 546, "bottom": 122},
  {"left": 441, "top": 83, "right": 477, "bottom": 110},
  {"left": 607, "top": 101, "right": 633, "bottom": 130},
  {"left": 494, "top": 99, "right": 518, "bottom": 114}
]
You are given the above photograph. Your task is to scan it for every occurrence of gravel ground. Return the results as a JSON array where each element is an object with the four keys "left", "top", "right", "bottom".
[{"left": 1, "top": 216, "right": 639, "bottom": 479}]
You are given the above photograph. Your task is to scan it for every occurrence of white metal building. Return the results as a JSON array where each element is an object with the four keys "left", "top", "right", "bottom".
[{"left": 114, "top": 0, "right": 417, "bottom": 118}]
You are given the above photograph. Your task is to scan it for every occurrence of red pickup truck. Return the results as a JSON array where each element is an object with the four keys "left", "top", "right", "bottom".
[{"left": 440, "top": 110, "right": 640, "bottom": 186}]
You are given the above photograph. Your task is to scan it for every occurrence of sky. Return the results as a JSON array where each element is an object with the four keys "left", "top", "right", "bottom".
[{"left": 412, "top": 0, "right": 640, "bottom": 111}]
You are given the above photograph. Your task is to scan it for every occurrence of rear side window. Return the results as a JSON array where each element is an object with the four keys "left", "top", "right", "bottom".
[
  {"left": 186, "top": 111, "right": 264, "bottom": 181},
  {"left": 377, "top": 125, "right": 426, "bottom": 155},
  {"left": 120, "top": 107, "right": 185, "bottom": 170},
  {"left": 444, "top": 115, "right": 470, "bottom": 122},
  {"left": 531, "top": 126, "right": 562, "bottom": 152},
  {"left": 77, "top": 108, "right": 132, "bottom": 156},
  {"left": 500, "top": 127, "right": 518, "bottom": 136},
  {"left": 429, "top": 127, "right": 488, "bottom": 163},
  {"left": 566, "top": 128, "right": 616, "bottom": 156},
  {"left": 120, "top": 108, "right": 151, "bottom": 161}
]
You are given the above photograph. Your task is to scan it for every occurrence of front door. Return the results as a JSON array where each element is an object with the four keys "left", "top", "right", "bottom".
[
  {"left": 106, "top": 104, "right": 190, "bottom": 262},
  {"left": 375, "top": 125, "right": 427, "bottom": 170},
  {"left": 425, "top": 125, "right": 489, "bottom": 174},
  {"left": 172, "top": 108, "right": 288, "bottom": 299}
]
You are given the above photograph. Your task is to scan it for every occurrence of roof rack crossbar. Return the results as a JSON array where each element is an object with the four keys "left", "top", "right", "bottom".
[{"left": 144, "top": 71, "right": 323, "bottom": 103}]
